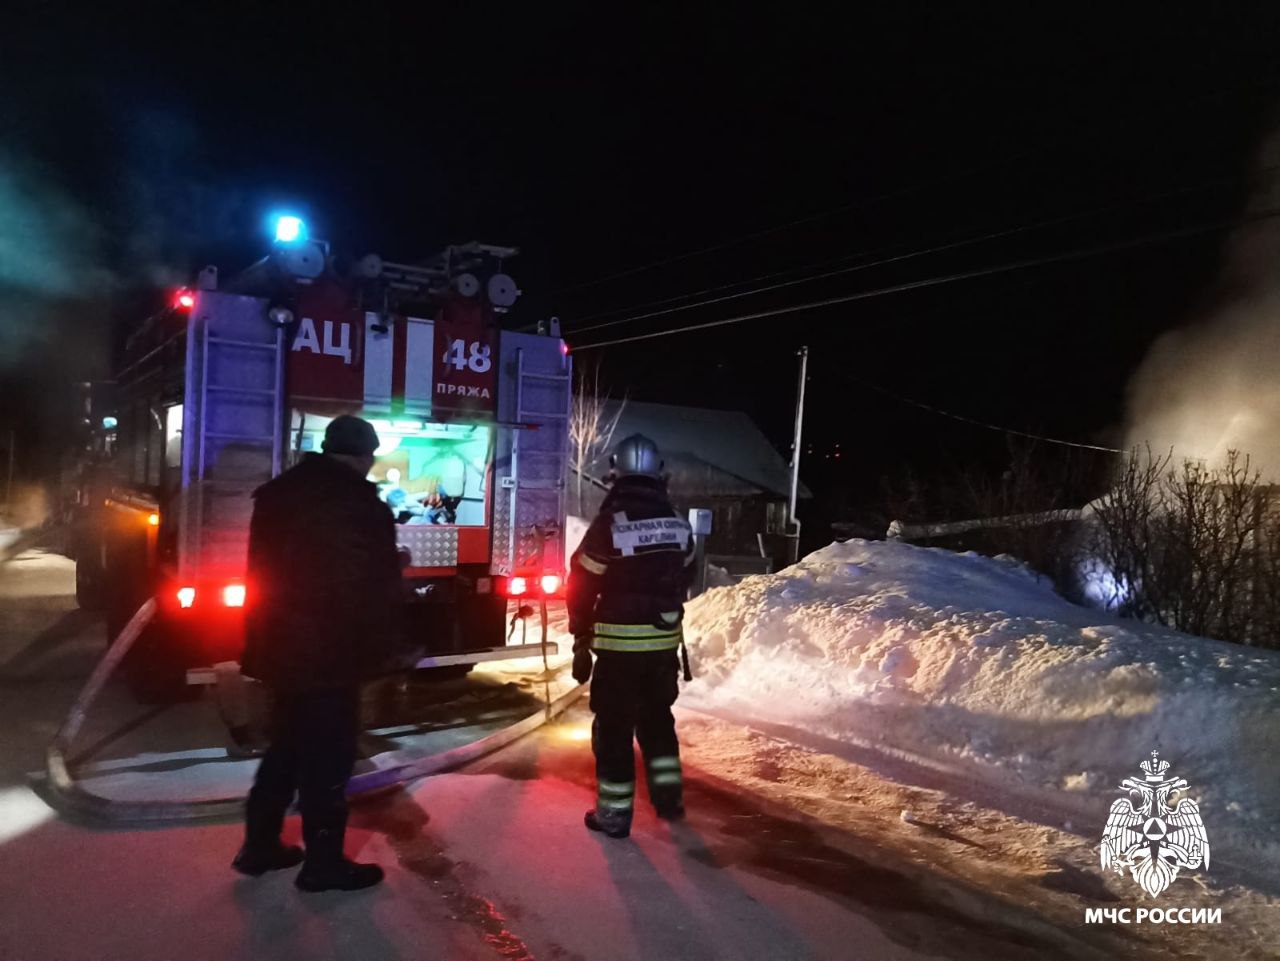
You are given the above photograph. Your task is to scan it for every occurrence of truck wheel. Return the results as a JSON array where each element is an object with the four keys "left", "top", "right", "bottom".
[
  {"left": 123, "top": 624, "right": 191, "bottom": 705},
  {"left": 124, "top": 652, "right": 189, "bottom": 704},
  {"left": 104, "top": 592, "right": 138, "bottom": 648},
  {"left": 75, "top": 561, "right": 106, "bottom": 612}
]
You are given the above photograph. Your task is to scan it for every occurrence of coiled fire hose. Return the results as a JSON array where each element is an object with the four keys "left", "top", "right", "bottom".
[{"left": 44, "top": 599, "right": 587, "bottom": 824}]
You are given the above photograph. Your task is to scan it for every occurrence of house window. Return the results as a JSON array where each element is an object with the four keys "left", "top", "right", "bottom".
[{"left": 766, "top": 501, "right": 793, "bottom": 534}]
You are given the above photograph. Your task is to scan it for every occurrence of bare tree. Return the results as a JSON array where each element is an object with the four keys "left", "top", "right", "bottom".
[
  {"left": 878, "top": 438, "right": 1112, "bottom": 595},
  {"left": 883, "top": 440, "right": 1280, "bottom": 649},
  {"left": 1090, "top": 448, "right": 1270, "bottom": 646},
  {"left": 1250, "top": 487, "right": 1280, "bottom": 646},
  {"left": 959, "top": 439, "right": 1103, "bottom": 590},
  {"left": 568, "top": 366, "right": 624, "bottom": 515},
  {"left": 1088, "top": 446, "right": 1170, "bottom": 620},
  {"left": 1159, "top": 452, "right": 1259, "bottom": 639}
]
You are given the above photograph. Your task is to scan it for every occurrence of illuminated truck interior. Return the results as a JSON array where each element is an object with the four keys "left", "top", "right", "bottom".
[{"left": 289, "top": 415, "right": 492, "bottom": 527}]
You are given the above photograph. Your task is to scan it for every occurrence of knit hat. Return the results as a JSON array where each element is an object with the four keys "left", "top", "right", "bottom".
[{"left": 322, "top": 415, "right": 380, "bottom": 456}]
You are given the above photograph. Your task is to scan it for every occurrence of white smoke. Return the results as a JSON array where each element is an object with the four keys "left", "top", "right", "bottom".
[
  {"left": 0, "top": 152, "right": 115, "bottom": 367},
  {"left": 1124, "top": 133, "right": 1280, "bottom": 478}
]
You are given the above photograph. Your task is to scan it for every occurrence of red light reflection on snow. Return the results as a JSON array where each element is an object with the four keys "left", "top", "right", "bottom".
[{"left": 358, "top": 790, "right": 537, "bottom": 961}]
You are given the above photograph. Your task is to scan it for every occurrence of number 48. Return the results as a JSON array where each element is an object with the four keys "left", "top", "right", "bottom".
[{"left": 444, "top": 339, "right": 492, "bottom": 373}]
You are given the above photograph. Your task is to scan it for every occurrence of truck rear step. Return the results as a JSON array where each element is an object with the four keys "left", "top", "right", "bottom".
[{"left": 184, "top": 641, "right": 560, "bottom": 685}]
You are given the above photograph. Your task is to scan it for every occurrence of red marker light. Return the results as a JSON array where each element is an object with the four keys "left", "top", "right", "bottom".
[
  {"left": 540, "top": 574, "right": 561, "bottom": 595},
  {"left": 509, "top": 576, "right": 528, "bottom": 596},
  {"left": 560, "top": 342, "right": 570, "bottom": 355},
  {"left": 223, "top": 584, "right": 246, "bottom": 607},
  {"left": 176, "top": 586, "right": 196, "bottom": 608},
  {"left": 174, "top": 290, "right": 195, "bottom": 310}
]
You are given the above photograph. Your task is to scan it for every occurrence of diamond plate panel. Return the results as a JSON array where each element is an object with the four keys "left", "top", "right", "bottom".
[
  {"left": 397, "top": 526, "right": 459, "bottom": 567},
  {"left": 491, "top": 494, "right": 513, "bottom": 574}
]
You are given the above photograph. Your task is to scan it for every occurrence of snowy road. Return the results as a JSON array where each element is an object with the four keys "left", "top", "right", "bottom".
[{"left": 1, "top": 550, "right": 1274, "bottom": 960}]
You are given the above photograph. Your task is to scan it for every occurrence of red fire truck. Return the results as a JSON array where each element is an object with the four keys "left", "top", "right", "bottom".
[{"left": 73, "top": 228, "right": 570, "bottom": 698}]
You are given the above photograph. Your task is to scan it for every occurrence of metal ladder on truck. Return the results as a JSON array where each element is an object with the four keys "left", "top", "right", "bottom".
[
  {"left": 498, "top": 336, "right": 572, "bottom": 578},
  {"left": 179, "top": 292, "right": 286, "bottom": 581}
]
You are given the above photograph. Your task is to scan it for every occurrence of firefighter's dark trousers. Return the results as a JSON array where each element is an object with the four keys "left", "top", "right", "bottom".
[
  {"left": 245, "top": 687, "right": 359, "bottom": 864},
  {"left": 589, "top": 649, "right": 682, "bottom": 814}
]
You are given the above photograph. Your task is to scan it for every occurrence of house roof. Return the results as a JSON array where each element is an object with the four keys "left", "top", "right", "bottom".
[{"left": 588, "top": 400, "right": 810, "bottom": 499}]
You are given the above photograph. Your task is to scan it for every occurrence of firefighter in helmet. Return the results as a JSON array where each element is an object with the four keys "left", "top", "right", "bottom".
[{"left": 567, "top": 433, "right": 695, "bottom": 838}]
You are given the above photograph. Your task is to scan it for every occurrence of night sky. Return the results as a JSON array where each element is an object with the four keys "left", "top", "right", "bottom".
[{"left": 3, "top": 5, "right": 1279, "bottom": 537}]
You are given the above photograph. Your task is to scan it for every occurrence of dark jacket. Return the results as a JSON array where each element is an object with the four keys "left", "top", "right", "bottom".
[
  {"left": 242, "top": 453, "right": 404, "bottom": 691},
  {"left": 566, "top": 475, "right": 695, "bottom": 640}
]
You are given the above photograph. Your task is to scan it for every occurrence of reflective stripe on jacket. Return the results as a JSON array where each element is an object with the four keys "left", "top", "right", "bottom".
[
  {"left": 566, "top": 475, "right": 695, "bottom": 639},
  {"left": 592, "top": 622, "right": 683, "bottom": 652}
]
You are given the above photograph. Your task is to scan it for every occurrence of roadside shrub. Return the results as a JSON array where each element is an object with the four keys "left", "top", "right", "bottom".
[{"left": 1089, "top": 448, "right": 1278, "bottom": 648}]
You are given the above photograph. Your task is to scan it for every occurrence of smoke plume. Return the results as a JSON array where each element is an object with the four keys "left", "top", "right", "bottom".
[
  {"left": 1124, "top": 135, "right": 1280, "bottom": 478},
  {"left": 0, "top": 153, "right": 115, "bottom": 366}
]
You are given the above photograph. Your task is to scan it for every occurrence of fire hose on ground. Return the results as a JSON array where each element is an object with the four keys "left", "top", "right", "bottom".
[{"left": 44, "top": 598, "right": 588, "bottom": 824}]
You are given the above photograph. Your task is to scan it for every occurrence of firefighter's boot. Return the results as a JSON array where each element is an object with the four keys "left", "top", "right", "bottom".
[
  {"left": 647, "top": 755, "right": 685, "bottom": 821},
  {"left": 584, "top": 807, "right": 633, "bottom": 838},
  {"left": 234, "top": 798, "right": 303, "bottom": 876},
  {"left": 296, "top": 819, "right": 384, "bottom": 892},
  {"left": 585, "top": 779, "right": 634, "bottom": 839},
  {"left": 653, "top": 794, "right": 685, "bottom": 821},
  {"left": 233, "top": 842, "right": 304, "bottom": 876}
]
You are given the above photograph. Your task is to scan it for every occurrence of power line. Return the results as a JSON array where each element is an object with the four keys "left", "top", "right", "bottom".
[
  {"left": 567, "top": 161, "right": 1280, "bottom": 336},
  {"left": 850, "top": 376, "right": 1123, "bottom": 453},
  {"left": 570, "top": 206, "right": 1280, "bottom": 351},
  {"left": 567, "top": 244, "right": 895, "bottom": 328},
  {"left": 549, "top": 159, "right": 1007, "bottom": 296},
  {"left": 550, "top": 75, "right": 1280, "bottom": 297}
]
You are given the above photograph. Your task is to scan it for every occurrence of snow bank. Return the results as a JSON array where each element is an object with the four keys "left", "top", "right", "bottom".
[{"left": 682, "top": 539, "right": 1280, "bottom": 867}]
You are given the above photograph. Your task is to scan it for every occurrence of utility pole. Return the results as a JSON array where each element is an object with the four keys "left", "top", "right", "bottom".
[
  {"left": 787, "top": 346, "right": 808, "bottom": 565},
  {"left": 687, "top": 508, "right": 712, "bottom": 598}
]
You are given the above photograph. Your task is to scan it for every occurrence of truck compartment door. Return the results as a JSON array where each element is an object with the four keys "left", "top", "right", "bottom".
[
  {"left": 491, "top": 332, "right": 571, "bottom": 576},
  {"left": 179, "top": 292, "right": 286, "bottom": 579}
]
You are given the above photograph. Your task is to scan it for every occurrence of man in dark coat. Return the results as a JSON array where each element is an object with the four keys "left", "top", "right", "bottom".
[
  {"left": 566, "top": 434, "right": 695, "bottom": 839},
  {"left": 233, "top": 415, "right": 403, "bottom": 891}
]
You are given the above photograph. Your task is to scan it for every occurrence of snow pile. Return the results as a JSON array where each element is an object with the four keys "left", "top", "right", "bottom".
[{"left": 682, "top": 539, "right": 1280, "bottom": 865}]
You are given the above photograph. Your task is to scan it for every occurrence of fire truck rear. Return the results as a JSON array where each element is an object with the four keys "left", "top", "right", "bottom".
[{"left": 74, "top": 228, "right": 570, "bottom": 698}]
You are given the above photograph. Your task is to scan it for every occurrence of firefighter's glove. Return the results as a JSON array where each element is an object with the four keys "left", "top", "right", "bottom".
[{"left": 571, "top": 636, "right": 594, "bottom": 685}]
